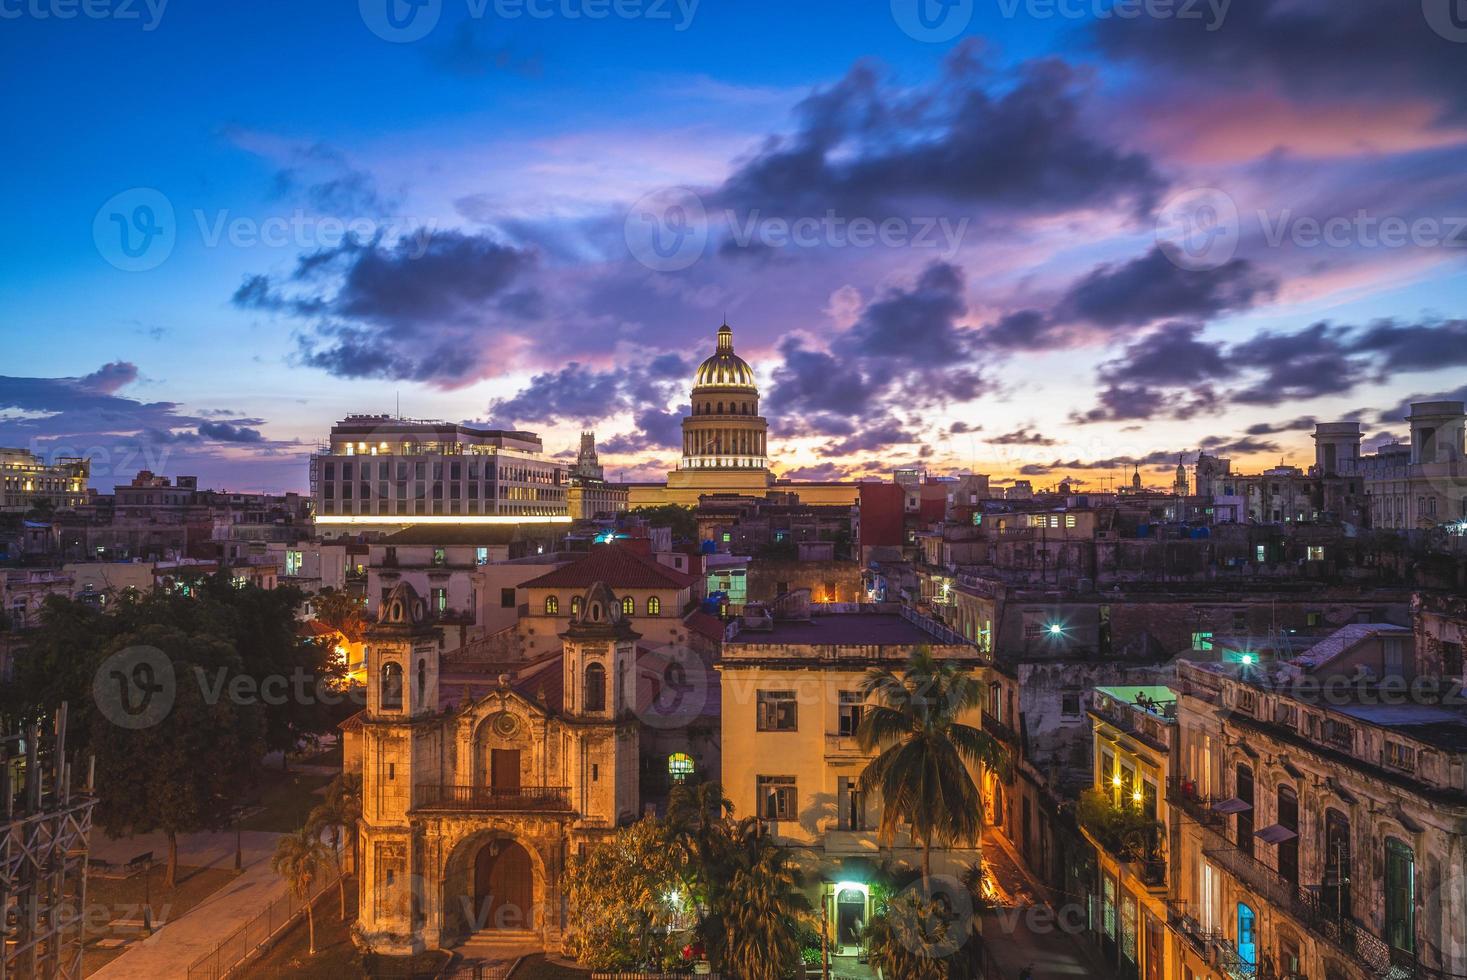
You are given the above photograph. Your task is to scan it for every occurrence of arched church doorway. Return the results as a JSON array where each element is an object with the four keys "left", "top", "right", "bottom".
[{"left": 473, "top": 839, "right": 535, "bottom": 932}]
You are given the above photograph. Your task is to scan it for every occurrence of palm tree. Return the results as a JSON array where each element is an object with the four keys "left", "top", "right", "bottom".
[
  {"left": 856, "top": 648, "right": 1007, "bottom": 879},
  {"left": 714, "top": 818, "right": 807, "bottom": 980},
  {"left": 310, "top": 773, "right": 361, "bottom": 919},
  {"left": 272, "top": 827, "right": 331, "bottom": 954}
]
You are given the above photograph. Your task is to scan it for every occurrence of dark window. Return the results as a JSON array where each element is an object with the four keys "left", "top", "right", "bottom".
[
  {"left": 1236, "top": 764, "right": 1254, "bottom": 858},
  {"left": 1385, "top": 838, "right": 1415, "bottom": 955},
  {"left": 380, "top": 661, "right": 403, "bottom": 710},
  {"left": 838, "top": 691, "right": 864, "bottom": 736},
  {"left": 583, "top": 663, "right": 606, "bottom": 712},
  {"left": 1276, "top": 785, "right": 1299, "bottom": 886},
  {"left": 757, "top": 690, "right": 797, "bottom": 731},
  {"left": 500, "top": 588, "right": 516, "bottom": 608},
  {"left": 757, "top": 775, "right": 796, "bottom": 820}
]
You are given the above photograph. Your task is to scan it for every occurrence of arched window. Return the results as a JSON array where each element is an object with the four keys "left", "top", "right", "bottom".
[
  {"left": 647, "top": 596, "right": 661, "bottom": 616},
  {"left": 584, "top": 662, "right": 606, "bottom": 712},
  {"left": 621, "top": 595, "right": 635, "bottom": 615},
  {"left": 416, "top": 659, "right": 426, "bottom": 708},
  {"left": 1323, "top": 809, "right": 1352, "bottom": 918},
  {"left": 380, "top": 661, "right": 403, "bottom": 711},
  {"left": 570, "top": 595, "right": 582, "bottom": 617},
  {"left": 545, "top": 595, "right": 559, "bottom": 615},
  {"left": 668, "top": 752, "right": 695, "bottom": 783},
  {"left": 717, "top": 401, "right": 724, "bottom": 414},
  {"left": 1276, "top": 785, "right": 1299, "bottom": 885}
]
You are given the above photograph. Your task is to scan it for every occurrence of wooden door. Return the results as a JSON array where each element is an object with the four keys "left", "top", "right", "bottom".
[
  {"left": 490, "top": 749, "right": 521, "bottom": 792},
  {"left": 473, "top": 841, "right": 535, "bottom": 931}
]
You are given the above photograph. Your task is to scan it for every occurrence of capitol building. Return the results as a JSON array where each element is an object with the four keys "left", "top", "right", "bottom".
[{"left": 627, "top": 323, "right": 858, "bottom": 508}]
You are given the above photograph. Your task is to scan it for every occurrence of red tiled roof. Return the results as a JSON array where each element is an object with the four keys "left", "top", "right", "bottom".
[
  {"left": 519, "top": 545, "right": 698, "bottom": 591},
  {"left": 684, "top": 610, "right": 726, "bottom": 643}
]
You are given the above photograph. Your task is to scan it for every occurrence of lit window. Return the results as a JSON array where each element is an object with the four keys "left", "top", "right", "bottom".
[
  {"left": 621, "top": 596, "right": 635, "bottom": 615},
  {"left": 668, "top": 752, "right": 695, "bottom": 783},
  {"left": 545, "top": 595, "right": 559, "bottom": 615},
  {"left": 647, "top": 596, "right": 661, "bottom": 615},
  {"left": 1307, "top": 546, "right": 1325, "bottom": 561}
]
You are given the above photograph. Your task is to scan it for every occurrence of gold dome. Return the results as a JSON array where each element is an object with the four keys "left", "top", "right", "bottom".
[{"left": 692, "top": 324, "right": 757, "bottom": 390}]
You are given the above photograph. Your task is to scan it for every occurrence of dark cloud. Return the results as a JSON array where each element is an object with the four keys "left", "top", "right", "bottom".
[
  {"left": 1229, "top": 322, "right": 1364, "bottom": 406},
  {"left": 780, "top": 462, "right": 855, "bottom": 481},
  {"left": 1097, "top": 322, "right": 1231, "bottom": 387},
  {"left": 267, "top": 141, "right": 397, "bottom": 218},
  {"left": 1094, "top": 0, "right": 1467, "bottom": 123},
  {"left": 427, "top": 21, "right": 542, "bottom": 78},
  {"left": 765, "top": 262, "right": 990, "bottom": 454},
  {"left": 1350, "top": 319, "right": 1467, "bottom": 373},
  {"left": 234, "top": 230, "right": 542, "bottom": 384},
  {"left": 1378, "top": 384, "right": 1467, "bottom": 425},
  {"left": 1055, "top": 248, "right": 1275, "bottom": 330},
  {"left": 988, "top": 427, "right": 1056, "bottom": 447},
  {"left": 488, "top": 357, "right": 692, "bottom": 431},
  {"left": 1245, "top": 416, "right": 1317, "bottom": 437},
  {"left": 716, "top": 44, "right": 1162, "bottom": 221},
  {"left": 0, "top": 363, "right": 297, "bottom": 482}
]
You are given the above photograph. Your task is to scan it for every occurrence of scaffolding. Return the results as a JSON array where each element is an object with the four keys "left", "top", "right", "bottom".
[{"left": 1, "top": 704, "right": 97, "bottom": 980}]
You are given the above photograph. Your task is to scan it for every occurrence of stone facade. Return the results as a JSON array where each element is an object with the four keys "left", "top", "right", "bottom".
[{"left": 355, "top": 581, "right": 639, "bottom": 954}]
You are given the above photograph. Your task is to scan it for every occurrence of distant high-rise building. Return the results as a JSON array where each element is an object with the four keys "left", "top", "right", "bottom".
[
  {"left": 309, "top": 416, "right": 569, "bottom": 536},
  {"left": 572, "top": 431, "right": 604, "bottom": 481}
]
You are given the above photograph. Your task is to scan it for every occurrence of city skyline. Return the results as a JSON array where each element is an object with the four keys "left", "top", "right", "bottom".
[{"left": 5, "top": 0, "right": 1467, "bottom": 493}]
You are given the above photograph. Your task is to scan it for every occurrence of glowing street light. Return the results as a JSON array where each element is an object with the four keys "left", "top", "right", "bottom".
[{"left": 1048, "top": 624, "right": 1064, "bottom": 636}]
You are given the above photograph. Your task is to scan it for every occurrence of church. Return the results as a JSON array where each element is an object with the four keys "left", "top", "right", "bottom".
[
  {"left": 624, "top": 323, "right": 859, "bottom": 508},
  {"left": 354, "top": 580, "right": 649, "bottom": 953}
]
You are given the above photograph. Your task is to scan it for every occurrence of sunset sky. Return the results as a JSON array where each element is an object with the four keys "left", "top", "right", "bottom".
[{"left": 4, "top": 0, "right": 1466, "bottom": 493}]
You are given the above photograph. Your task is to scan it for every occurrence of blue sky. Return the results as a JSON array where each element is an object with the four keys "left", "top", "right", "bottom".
[{"left": 3, "top": 0, "right": 1466, "bottom": 492}]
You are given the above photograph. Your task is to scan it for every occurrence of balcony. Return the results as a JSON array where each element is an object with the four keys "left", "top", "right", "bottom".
[
  {"left": 1076, "top": 789, "right": 1166, "bottom": 889},
  {"left": 981, "top": 712, "right": 1019, "bottom": 747},
  {"left": 413, "top": 784, "right": 572, "bottom": 813}
]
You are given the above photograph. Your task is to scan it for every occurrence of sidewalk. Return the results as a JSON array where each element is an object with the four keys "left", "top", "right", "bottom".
[
  {"left": 979, "top": 829, "right": 1113, "bottom": 980},
  {"left": 90, "top": 829, "right": 286, "bottom": 980}
]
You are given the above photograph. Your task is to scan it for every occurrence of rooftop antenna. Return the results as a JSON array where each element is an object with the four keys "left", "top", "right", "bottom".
[{"left": 396, "top": 391, "right": 400, "bottom": 420}]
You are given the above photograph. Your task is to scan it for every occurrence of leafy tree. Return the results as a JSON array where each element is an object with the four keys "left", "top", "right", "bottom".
[
  {"left": 856, "top": 648, "right": 1007, "bottom": 878},
  {"left": 308, "top": 772, "right": 362, "bottom": 919},
  {"left": 627, "top": 504, "right": 697, "bottom": 542},
  {"left": 273, "top": 827, "right": 332, "bottom": 955},
  {"left": 713, "top": 818, "right": 807, "bottom": 980},
  {"left": 565, "top": 817, "right": 688, "bottom": 969},
  {"left": 312, "top": 587, "right": 367, "bottom": 642},
  {"left": 90, "top": 624, "right": 263, "bottom": 887},
  {"left": 864, "top": 889, "right": 963, "bottom": 980}
]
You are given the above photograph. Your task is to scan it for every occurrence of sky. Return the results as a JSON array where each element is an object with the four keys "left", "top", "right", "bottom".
[{"left": 3, "top": 0, "right": 1467, "bottom": 494}]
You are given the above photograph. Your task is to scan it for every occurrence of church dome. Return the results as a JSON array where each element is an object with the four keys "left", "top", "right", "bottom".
[{"left": 692, "top": 324, "right": 757, "bottom": 391}]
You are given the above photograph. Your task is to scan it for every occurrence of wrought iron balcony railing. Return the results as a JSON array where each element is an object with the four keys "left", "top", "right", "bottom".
[{"left": 413, "top": 784, "right": 573, "bottom": 812}]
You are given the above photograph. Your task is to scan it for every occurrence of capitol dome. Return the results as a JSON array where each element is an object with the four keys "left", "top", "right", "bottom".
[{"left": 692, "top": 324, "right": 757, "bottom": 390}]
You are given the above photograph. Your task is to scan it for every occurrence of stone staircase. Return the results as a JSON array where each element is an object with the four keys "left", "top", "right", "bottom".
[{"left": 445, "top": 932, "right": 541, "bottom": 979}]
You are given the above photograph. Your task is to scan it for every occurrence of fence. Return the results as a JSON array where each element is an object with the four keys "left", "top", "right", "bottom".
[{"left": 185, "top": 852, "right": 352, "bottom": 980}]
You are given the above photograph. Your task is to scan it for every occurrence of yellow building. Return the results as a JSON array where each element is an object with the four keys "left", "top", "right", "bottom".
[
  {"left": 1080, "top": 685, "right": 1177, "bottom": 980},
  {"left": 625, "top": 324, "right": 859, "bottom": 508},
  {"left": 717, "top": 601, "right": 987, "bottom": 954}
]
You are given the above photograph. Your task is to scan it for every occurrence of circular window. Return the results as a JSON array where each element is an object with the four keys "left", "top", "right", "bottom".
[{"left": 491, "top": 711, "right": 519, "bottom": 737}]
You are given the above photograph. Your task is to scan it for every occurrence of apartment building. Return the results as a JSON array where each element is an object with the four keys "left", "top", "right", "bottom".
[
  {"left": 717, "top": 597, "right": 984, "bottom": 954},
  {"left": 0, "top": 448, "right": 88, "bottom": 513},
  {"left": 1168, "top": 615, "right": 1467, "bottom": 980}
]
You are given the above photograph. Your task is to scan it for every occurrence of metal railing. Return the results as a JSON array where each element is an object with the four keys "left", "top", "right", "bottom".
[
  {"left": 413, "top": 784, "right": 572, "bottom": 811},
  {"left": 186, "top": 860, "right": 349, "bottom": 980}
]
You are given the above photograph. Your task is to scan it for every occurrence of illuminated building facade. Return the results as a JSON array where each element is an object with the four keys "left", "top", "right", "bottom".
[
  {"left": 0, "top": 447, "right": 88, "bottom": 513},
  {"left": 310, "top": 416, "right": 569, "bottom": 536}
]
